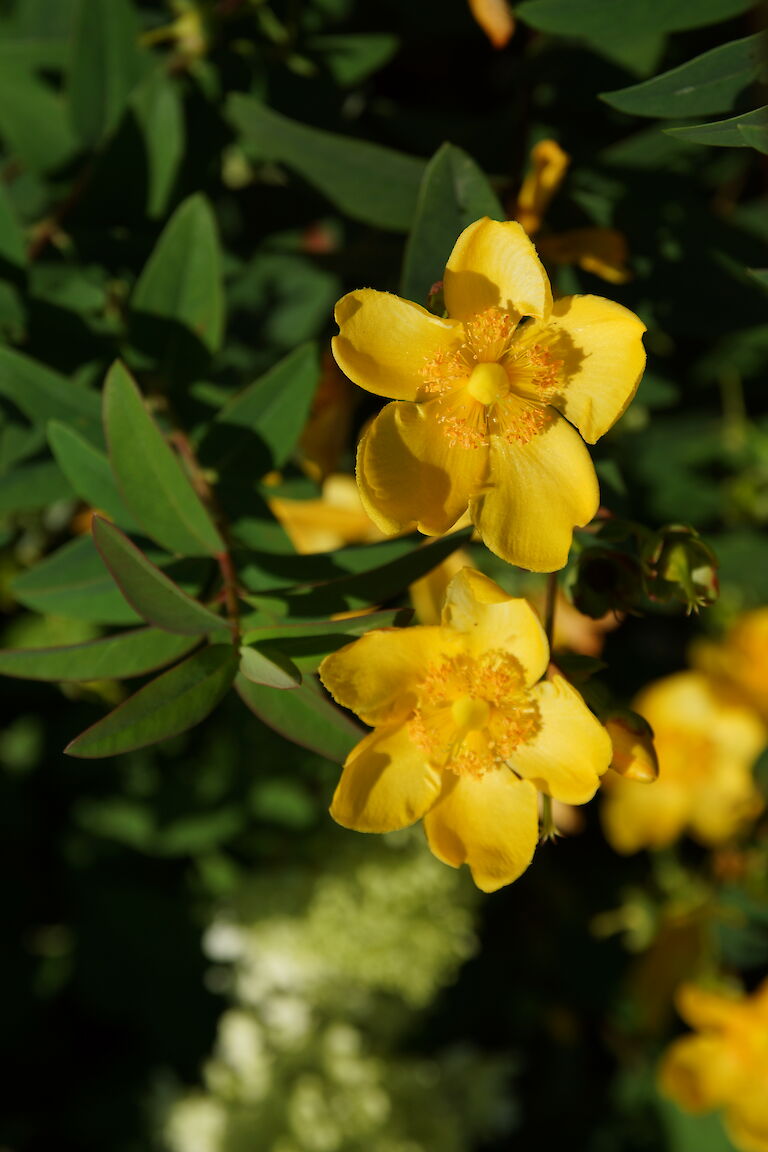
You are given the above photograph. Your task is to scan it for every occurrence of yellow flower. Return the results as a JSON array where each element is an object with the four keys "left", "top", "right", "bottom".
[
  {"left": 467, "top": 0, "right": 515, "bottom": 48},
  {"left": 270, "top": 474, "right": 380, "bottom": 554},
  {"left": 333, "top": 217, "right": 646, "bottom": 573},
  {"left": 692, "top": 607, "right": 768, "bottom": 721},
  {"left": 659, "top": 981, "right": 768, "bottom": 1152},
  {"left": 601, "top": 672, "right": 766, "bottom": 854},
  {"left": 515, "top": 140, "right": 571, "bottom": 236},
  {"left": 319, "top": 567, "right": 611, "bottom": 892},
  {"left": 605, "top": 710, "right": 659, "bottom": 782}
]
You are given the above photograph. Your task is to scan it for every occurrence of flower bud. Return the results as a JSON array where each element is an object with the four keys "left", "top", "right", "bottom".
[
  {"left": 643, "top": 525, "right": 719, "bottom": 613},
  {"left": 604, "top": 710, "right": 659, "bottom": 782}
]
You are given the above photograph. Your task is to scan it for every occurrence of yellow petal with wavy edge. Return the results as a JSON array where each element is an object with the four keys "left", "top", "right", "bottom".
[
  {"left": 444, "top": 218, "right": 552, "bottom": 323},
  {"left": 659, "top": 1035, "right": 737, "bottom": 1112},
  {"left": 601, "top": 775, "right": 690, "bottom": 854},
  {"left": 440, "top": 567, "right": 549, "bottom": 686},
  {"left": 675, "top": 984, "right": 743, "bottom": 1032},
  {"left": 726, "top": 1092, "right": 768, "bottom": 1152},
  {"left": 331, "top": 723, "right": 443, "bottom": 833},
  {"left": 333, "top": 289, "right": 461, "bottom": 401},
  {"left": 510, "top": 675, "right": 611, "bottom": 803},
  {"left": 356, "top": 398, "right": 488, "bottom": 536},
  {"left": 320, "top": 625, "right": 455, "bottom": 727},
  {"left": 470, "top": 412, "right": 599, "bottom": 572},
  {"left": 423, "top": 768, "right": 539, "bottom": 892},
  {"left": 517, "top": 295, "right": 646, "bottom": 443},
  {"left": 687, "top": 760, "right": 763, "bottom": 845}
]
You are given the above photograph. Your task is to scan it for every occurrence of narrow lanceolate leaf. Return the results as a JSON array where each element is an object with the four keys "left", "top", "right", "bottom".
[
  {"left": 738, "top": 121, "right": 768, "bottom": 154},
  {"left": 0, "top": 628, "right": 198, "bottom": 682},
  {"left": 130, "top": 69, "right": 185, "bottom": 218},
  {"left": 0, "top": 347, "right": 102, "bottom": 443},
  {"left": 402, "top": 142, "right": 504, "bottom": 304},
  {"left": 12, "top": 536, "right": 144, "bottom": 625},
  {"left": 601, "top": 33, "right": 768, "bottom": 119},
  {"left": 239, "top": 644, "right": 302, "bottom": 689},
  {"left": 68, "top": 0, "right": 148, "bottom": 146},
  {"left": 103, "top": 361, "right": 223, "bottom": 556},
  {"left": 92, "top": 517, "right": 225, "bottom": 636},
  {"left": 210, "top": 343, "right": 320, "bottom": 473},
  {"left": 0, "top": 460, "right": 73, "bottom": 516},
  {"left": 65, "top": 645, "right": 238, "bottom": 758},
  {"left": 236, "top": 674, "right": 363, "bottom": 762},
  {"left": 227, "top": 95, "right": 424, "bottom": 232},
  {"left": 665, "top": 106, "right": 768, "bottom": 147},
  {"left": 130, "top": 194, "right": 224, "bottom": 365},
  {"left": 0, "top": 66, "right": 77, "bottom": 172},
  {"left": 241, "top": 608, "right": 413, "bottom": 673},
  {"left": 47, "top": 420, "right": 138, "bottom": 530}
]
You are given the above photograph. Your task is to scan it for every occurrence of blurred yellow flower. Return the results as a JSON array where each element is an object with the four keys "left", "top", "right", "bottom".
[
  {"left": 270, "top": 474, "right": 379, "bottom": 554},
  {"left": 515, "top": 140, "right": 632, "bottom": 284},
  {"left": 467, "top": 0, "right": 515, "bottom": 48},
  {"left": 605, "top": 710, "right": 659, "bottom": 783},
  {"left": 660, "top": 980, "right": 768, "bottom": 1152},
  {"left": 693, "top": 607, "right": 768, "bottom": 721},
  {"left": 334, "top": 217, "right": 646, "bottom": 572},
  {"left": 319, "top": 568, "right": 611, "bottom": 892},
  {"left": 601, "top": 672, "right": 766, "bottom": 854}
]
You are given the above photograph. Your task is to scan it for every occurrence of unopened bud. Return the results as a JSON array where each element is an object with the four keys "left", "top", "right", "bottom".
[
  {"left": 643, "top": 525, "right": 719, "bottom": 613},
  {"left": 604, "top": 710, "right": 659, "bottom": 782}
]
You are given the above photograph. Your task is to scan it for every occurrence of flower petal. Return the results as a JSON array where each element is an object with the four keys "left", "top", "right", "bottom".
[
  {"left": 332, "top": 289, "right": 462, "bottom": 401},
  {"left": 659, "top": 1035, "right": 736, "bottom": 1113},
  {"left": 470, "top": 412, "right": 599, "bottom": 572},
  {"left": 423, "top": 768, "right": 539, "bottom": 892},
  {"left": 444, "top": 218, "right": 552, "bottom": 323},
  {"left": 441, "top": 567, "right": 549, "bottom": 686},
  {"left": 517, "top": 294, "right": 646, "bottom": 443},
  {"left": 356, "top": 398, "right": 488, "bottom": 536},
  {"left": 675, "top": 984, "right": 743, "bottom": 1032},
  {"left": 510, "top": 675, "right": 611, "bottom": 803},
  {"left": 320, "top": 625, "right": 455, "bottom": 726},
  {"left": 331, "top": 723, "right": 443, "bottom": 832},
  {"left": 601, "top": 775, "right": 689, "bottom": 854}
]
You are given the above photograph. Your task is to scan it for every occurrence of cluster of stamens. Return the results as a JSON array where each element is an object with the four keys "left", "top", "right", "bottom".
[
  {"left": 420, "top": 308, "right": 563, "bottom": 448},
  {"left": 408, "top": 649, "right": 541, "bottom": 778}
]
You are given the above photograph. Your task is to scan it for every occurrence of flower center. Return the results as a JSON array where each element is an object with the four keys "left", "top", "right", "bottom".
[
  {"left": 451, "top": 694, "right": 491, "bottom": 731},
  {"left": 409, "top": 650, "right": 541, "bottom": 778},
  {"left": 421, "top": 308, "right": 563, "bottom": 449},
  {"left": 467, "top": 362, "right": 510, "bottom": 406}
]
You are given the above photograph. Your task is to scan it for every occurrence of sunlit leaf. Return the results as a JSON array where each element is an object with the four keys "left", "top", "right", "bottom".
[
  {"left": 47, "top": 420, "right": 138, "bottom": 530},
  {"left": 103, "top": 361, "right": 224, "bottom": 556},
  {"left": 236, "top": 673, "right": 363, "bottom": 762},
  {"left": 239, "top": 643, "right": 302, "bottom": 689},
  {"left": 0, "top": 627, "right": 197, "bottom": 681},
  {"left": 92, "top": 517, "right": 225, "bottom": 636},
  {"left": 65, "top": 645, "right": 238, "bottom": 758}
]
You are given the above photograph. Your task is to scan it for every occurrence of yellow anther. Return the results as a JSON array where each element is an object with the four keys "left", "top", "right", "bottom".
[
  {"left": 467, "top": 362, "right": 509, "bottom": 406},
  {"left": 451, "top": 694, "right": 491, "bottom": 732}
]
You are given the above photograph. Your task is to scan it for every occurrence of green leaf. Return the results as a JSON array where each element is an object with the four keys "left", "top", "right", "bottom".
[
  {"left": 130, "top": 68, "right": 185, "bottom": 218},
  {"left": 103, "top": 361, "right": 223, "bottom": 556},
  {"left": 0, "top": 183, "right": 25, "bottom": 270},
  {"left": 65, "top": 644, "right": 238, "bottom": 758},
  {"left": 401, "top": 142, "right": 503, "bottom": 304},
  {"left": 665, "top": 105, "right": 768, "bottom": 147},
  {"left": 13, "top": 536, "right": 144, "bottom": 624},
  {"left": 227, "top": 95, "right": 424, "bottom": 232},
  {"left": 738, "top": 120, "right": 768, "bottom": 154},
  {"left": 0, "top": 347, "right": 102, "bottom": 442},
  {"left": 68, "top": 0, "right": 148, "bottom": 146},
  {"left": 210, "top": 343, "right": 320, "bottom": 474},
  {"left": 242, "top": 607, "right": 413, "bottom": 672},
  {"left": 92, "top": 517, "right": 225, "bottom": 636},
  {"left": 47, "top": 421, "right": 138, "bottom": 530},
  {"left": 309, "top": 33, "right": 399, "bottom": 86},
  {"left": 236, "top": 673, "right": 363, "bottom": 762},
  {"left": 130, "top": 194, "right": 224, "bottom": 374},
  {"left": 239, "top": 529, "right": 473, "bottom": 613},
  {"left": 239, "top": 644, "right": 302, "bottom": 689},
  {"left": 602, "top": 33, "right": 767, "bottom": 119},
  {"left": 516, "top": 0, "right": 755, "bottom": 74},
  {"left": 747, "top": 268, "right": 768, "bottom": 292},
  {"left": 0, "top": 66, "right": 77, "bottom": 171},
  {"left": 0, "top": 460, "right": 73, "bottom": 517},
  {"left": 0, "top": 627, "right": 197, "bottom": 681}
]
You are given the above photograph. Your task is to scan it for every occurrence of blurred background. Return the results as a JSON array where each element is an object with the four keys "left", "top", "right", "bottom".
[{"left": 1, "top": 0, "right": 768, "bottom": 1149}]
